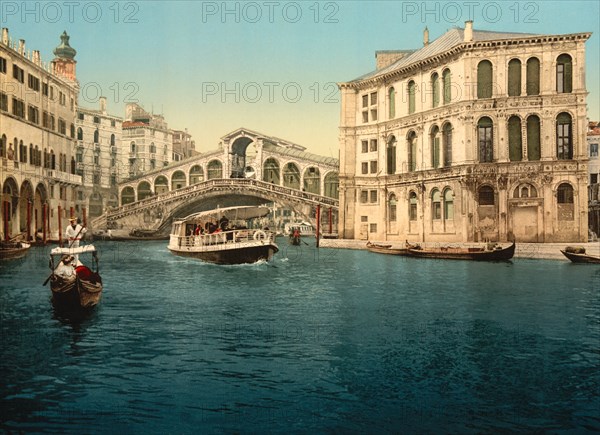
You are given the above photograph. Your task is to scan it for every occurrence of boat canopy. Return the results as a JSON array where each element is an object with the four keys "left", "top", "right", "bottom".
[
  {"left": 50, "top": 245, "right": 98, "bottom": 256},
  {"left": 175, "top": 206, "right": 271, "bottom": 223}
]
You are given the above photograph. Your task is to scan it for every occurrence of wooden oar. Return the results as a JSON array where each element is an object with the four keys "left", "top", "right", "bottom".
[{"left": 42, "top": 226, "right": 84, "bottom": 286}]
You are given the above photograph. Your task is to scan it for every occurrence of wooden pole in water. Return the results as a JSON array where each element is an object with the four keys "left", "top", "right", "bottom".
[
  {"left": 328, "top": 208, "right": 332, "bottom": 236},
  {"left": 3, "top": 201, "right": 9, "bottom": 241},
  {"left": 316, "top": 204, "right": 321, "bottom": 248},
  {"left": 58, "top": 205, "right": 62, "bottom": 247},
  {"left": 26, "top": 199, "right": 31, "bottom": 241},
  {"left": 42, "top": 202, "right": 47, "bottom": 244}
]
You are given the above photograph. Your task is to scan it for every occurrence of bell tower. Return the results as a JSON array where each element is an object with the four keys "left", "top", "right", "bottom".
[{"left": 51, "top": 31, "right": 77, "bottom": 81}]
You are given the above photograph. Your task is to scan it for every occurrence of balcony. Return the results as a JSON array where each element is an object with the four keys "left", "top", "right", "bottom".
[
  {"left": 110, "top": 146, "right": 117, "bottom": 154},
  {"left": 129, "top": 152, "right": 137, "bottom": 160},
  {"left": 76, "top": 141, "right": 84, "bottom": 149},
  {"left": 94, "top": 143, "right": 101, "bottom": 153}
]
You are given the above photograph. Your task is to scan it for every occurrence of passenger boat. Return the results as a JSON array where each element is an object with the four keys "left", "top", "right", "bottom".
[
  {"left": 366, "top": 241, "right": 409, "bottom": 256},
  {"left": 560, "top": 246, "right": 600, "bottom": 264},
  {"left": 406, "top": 241, "right": 516, "bottom": 261},
  {"left": 0, "top": 240, "right": 31, "bottom": 261},
  {"left": 168, "top": 206, "right": 279, "bottom": 264},
  {"left": 46, "top": 245, "right": 103, "bottom": 310}
]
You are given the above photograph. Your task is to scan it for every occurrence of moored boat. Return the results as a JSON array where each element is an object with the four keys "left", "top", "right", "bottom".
[
  {"left": 0, "top": 241, "right": 31, "bottom": 261},
  {"left": 366, "top": 241, "right": 410, "bottom": 256},
  {"left": 560, "top": 246, "right": 600, "bottom": 264},
  {"left": 168, "top": 206, "right": 279, "bottom": 265},
  {"left": 406, "top": 241, "right": 516, "bottom": 261},
  {"left": 46, "top": 245, "right": 103, "bottom": 310}
]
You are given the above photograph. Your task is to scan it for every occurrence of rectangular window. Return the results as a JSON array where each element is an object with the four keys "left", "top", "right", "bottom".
[
  {"left": 12, "top": 65, "right": 24, "bottom": 83},
  {"left": 369, "top": 223, "right": 377, "bottom": 233},
  {"left": 27, "top": 74, "right": 40, "bottom": 91},
  {"left": 0, "top": 92, "right": 7, "bottom": 111},
  {"left": 362, "top": 95, "right": 368, "bottom": 108},
  {"left": 78, "top": 112, "right": 84, "bottom": 120},
  {"left": 362, "top": 110, "right": 368, "bottom": 123},
  {"left": 557, "top": 123, "right": 572, "bottom": 160},
  {"left": 58, "top": 118, "right": 66, "bottom": 135},
  {"left": 370, "top": 92, "right": 377, "bottom": 105},
  {"left": 370, "top": 109, "right": 377, "bottom": 121},
  {"left": 50, "top": 115, "right": 55, "bottom": 131},
  {"left": 361, "top": 162, "right": 368, "bottom": 174},
  {"left": 591, "top": 174, "right": 598, "bottom": 184},
  {"left": 360, "top": 191, "right": 368, "bottom": 204},
  {"left": 42, "top": 111, "right": 49, "bottom": 128},
  {"left": 11, "top": 98, "right": 25, "bottom": 118},
  {"left": 59, "top": 92, "right": 66, "bottom": 105},
  {"left": 42, "top": 83, "right": 49, "bottom": 96},
  {"left": 369, "top": 139, "right": 377, "bottom": 152},
  {"left": 60, "top": 187, "right": 67, "bottom": 200},
  {"left": 50, "top": 86, "right": 54, "bottom": 100},
  {"left": 409, "top": 203, "right": 417, "bottom": 221},
  {"left": 111, "top": 120, "right": 116, "bottom": 127},
  {"left": 27, "top": 105, "right": 39, "bottom": 124},
  {"left": 370, "top": 190, "right": 377, "bottom": 203},
  {"left": 433, "top": 202, "right": 441, "bottom": 220},
  {"left": 0, "top": 57, "right": 7, "bottom": 74},
  {"left": 94, "top": 116, "right": 100, "bottom": 124},
  {"left": 590, "top": 143, "right": 599, "bottom": 157},
  {"left": 370, "top": 160, "right": 378, "bottom": 173},
  {"left": 360, "top": 216, "right": 368, "bottom": 222},
  {"left": 361, "top": 140, "right": 368, "bottom": 153}
]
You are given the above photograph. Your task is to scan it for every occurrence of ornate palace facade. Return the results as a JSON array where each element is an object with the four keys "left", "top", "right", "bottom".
[{"left": 338, "top": 21, "right": 591, "bottom": 243}]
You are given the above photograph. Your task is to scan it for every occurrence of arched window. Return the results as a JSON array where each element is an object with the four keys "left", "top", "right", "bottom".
[
  {"left": 557, "top": 183, "right": 574, "bottom": 220},
  {"left": 388, "top": 194, "right": 397, "bottom": 222},
  {"left": 388, "top": 87, "right": 396, "bottom": 119},
  {"left": 262, "top": 158, "right": 280, "bottom": 184},
  {"left": 431, "top": 73, "right": 439, "bottom": 108},
  {"left": 442, "top": 69, "right": 451, "bottom": 104},
  {"left": 508, "top": 59, "right": 521, "bottom": 96},
  {"left": 407, "top": 131, "right": 417, "bottom": 172},
  {"left": 130, "top": 142, "right": 136, "bottom": 153},
  {"left": 77, "top": 127, "right": 83, "bottom": 141},
  {"left": 444, "top": 189, "right": 454, "bottom": 220},
  {"left": 29, "top": 143, "right": 33, "bottom": 164},
  {"left": 514, "top": 183, "right": 538, "bottom": 198},
  {"left": 556, "top": 112, "right": 572, "bottom": 160},
  {"left": 430, "top": 126, "right": 440, "bottom": 168},
  {"left": 478, "top": 186, "right": 495, "bottom": 206},
  {"left": 431, "top": 189, "right": 441, "bottom": 220},
  {"left": 386, "top": 136, "right": 396, "bottom": 175},
  {"left": 556, "top": 54, "right": 572, "bottom": 93},
  {"left": 526, "top": 57, "right": 540, "bottom": 95},
  {"left": 283, "top": 163, "right": 300, "bottom": 190},
  {"left": 477, "top": 60, "right": 493, "bottom": 99},
  {"left": 527, "top": 115, "right": 541, "bottom": 161},
  {"left": 324, "top": 172, "right": 339, "bottom": 199},
  {"left": 443, "top": 123, "right": 453, "bottom": 167},
  {"left": 409, "top": 191, "right": 418, "bottom": 221},
  {"left": 508, "top": 116, "right": 522, "bottom": 161},
  {"left": 110, "top": 134, "right": 115, "bottom": 146},
  {"left": 50, "top": 149, "right": 56, "bottom": 170},
  {"left": 408, "top": 81, "right": 416, "bottom": 114},
  {"left": 207, "top": 160, "right": 223, "bottom": 179},
  {"left": 93, "top": 129, "right": 99, "bottom": 143},
  {"left": 150, "top": 142, "right": 156, "bottom": 154},
  {"left": 478, "top": 117, "right": 494, "bottom": 163}
]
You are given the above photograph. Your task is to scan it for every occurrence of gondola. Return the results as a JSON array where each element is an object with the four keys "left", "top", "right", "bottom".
[
  {"left": 366, "top": 241, "right": 410, "bottom": 256},
  {"left": 560, "top": 246, "right": 600, "bottom": 264},
  {"left": 406, "top": 241, "right": 516, "bottom": 261},
  {"left": 46, "top": 245, "right": 103, "bottom": 310},
  {"left": 0, "top": 241, "right": 31, "bottom": 261}
]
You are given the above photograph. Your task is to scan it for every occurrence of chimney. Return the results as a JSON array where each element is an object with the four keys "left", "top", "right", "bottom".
[
  {"left": 99, "top": 96, "right": 107, "bottom": 114},
  {"left": 423, "top": 27, "right": 429, "bottom": 46},
  {"left": 32, "top": 50, "right": 40, "bottom": 65},
  {"left": 464, "top": 20, "right": 473, "bottom": 42},
  {"left": 18, "top": 39, "right": 25, "bottom": 55},
  {"left": 1, "top": 28, "right": 8, "bottom": 45}
]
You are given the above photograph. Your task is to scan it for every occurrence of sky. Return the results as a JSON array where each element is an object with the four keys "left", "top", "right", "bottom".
[{"left": 1, "top": 1, "right": 599, "bottom": 156}]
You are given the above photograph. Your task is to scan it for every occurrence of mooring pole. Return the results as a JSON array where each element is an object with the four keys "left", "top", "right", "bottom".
[{"left": 316, "top": 204, "right": 321, "bottom": 248}]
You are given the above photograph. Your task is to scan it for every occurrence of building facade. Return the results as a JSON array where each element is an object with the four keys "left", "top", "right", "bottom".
[
  {"left": 338, "top": 21, "right": 591, "bottom": 243},
  {"left": 123, "top": 103, "right": 173, "bottom": 180},
  {"left": 0, "top": 28, "right": 82, "bottom": 241},
  {"left": 75, "top": 97, "right": 124, "bottom": 218},
  {"left": 172, "top": 129, "right": 197, "bottom": 162}
]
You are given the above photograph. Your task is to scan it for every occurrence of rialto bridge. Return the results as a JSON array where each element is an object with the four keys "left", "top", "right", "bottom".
[{"left": 92, "top": 128, "right": 339, "bottom": 233}]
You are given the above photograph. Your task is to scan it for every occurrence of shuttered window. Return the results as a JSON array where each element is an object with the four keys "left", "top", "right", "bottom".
[
  {"left": 508, "top": 116, "right": 522, "bottom": 161},
  {"left": 526, "top": 57, "right": 540, "bottom": 95},
  {"left": 508, "top": 59, "right": 521, "bottom": 96},
  {"left": 477, "top": 60, "right": 493, "bottom": 98},
  {"left": 527, "top": 115, "right": 541, "bottom": 160}
]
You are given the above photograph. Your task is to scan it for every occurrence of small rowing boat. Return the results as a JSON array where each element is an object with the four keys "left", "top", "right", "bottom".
[
  {"left": 366, "top": 241, "right": 410, "bottom": 256},
  {"left": 560, "top": 246, "right": 600, "bottom": 264},
  {"left": 0, "top": 241, "right": 31, "bottom": 261}
]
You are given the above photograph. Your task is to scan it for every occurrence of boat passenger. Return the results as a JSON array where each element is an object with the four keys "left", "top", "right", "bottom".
[
  {"left": 219, "top": 216, "right": 229, "bottom": 231},
  {"left": 55, "top": 255, "right": 75, "bottom": 278}
]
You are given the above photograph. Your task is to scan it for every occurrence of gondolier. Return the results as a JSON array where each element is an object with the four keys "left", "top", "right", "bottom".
[{"left": 65, "top": 217, "right": 87, "bottom": 261}]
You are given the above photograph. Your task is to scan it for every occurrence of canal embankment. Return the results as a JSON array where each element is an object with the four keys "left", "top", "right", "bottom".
[{"left": 319, "top": 239, "right": 600, "bottom": 261}]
